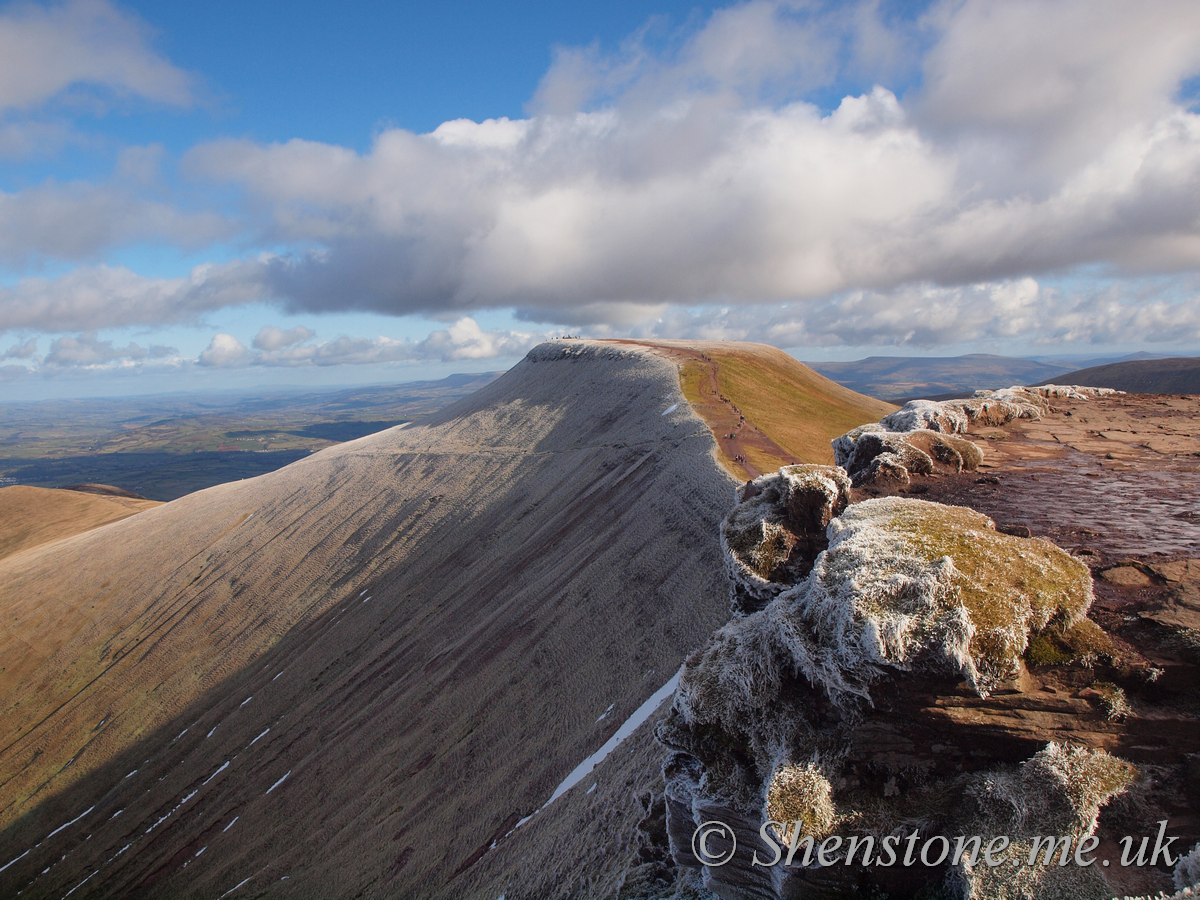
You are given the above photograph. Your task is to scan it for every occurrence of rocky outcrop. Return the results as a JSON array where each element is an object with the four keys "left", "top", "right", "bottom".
[
  {"left": 836, "top": 428, "right": 984, "bottom": 487},
  {"left": 721, "top": 465, "right": 852, "bottom": 612},
  {"left": 832, "top": 385, "right": 1123, "bottom": 487},
  {"left": 655, "top": 480, "right": 1148, "bottom": 899}
]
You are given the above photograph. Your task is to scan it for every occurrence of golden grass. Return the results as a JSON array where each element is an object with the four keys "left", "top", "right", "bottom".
[
  {"left": 882, "top": 502, "right": 1093, "bottom": 674},
  {"left": 0, "top": 485, "right": 161, "bottom": 561},
  {"left": 662, "top": 341, "right": 896, "bottom": 475},
  {"left": 709, "top": 349, "right": 895, "bottom": 462}
]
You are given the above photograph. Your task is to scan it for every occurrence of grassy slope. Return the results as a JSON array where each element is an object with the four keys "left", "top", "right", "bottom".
[
  {"left": 0, "top": 485, "right": 161, "bottom": 561},
  {"left": 674, "top": 343, "right": 897, "bottom": 475}
]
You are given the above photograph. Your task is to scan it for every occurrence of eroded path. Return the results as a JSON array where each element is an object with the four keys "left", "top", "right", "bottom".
[{"left": 603, "top": 339, "right": 895, "bottom": 481}]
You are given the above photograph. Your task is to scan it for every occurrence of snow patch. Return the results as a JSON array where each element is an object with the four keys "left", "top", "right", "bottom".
[
  {"left": 218, "top": 876, "right": 252, "bottom": 898},
  {"left": 222, "top": 816, "right": 239, "bottom": 833},
  {"left": 249, "top": 729, "right": 269, "bottom": 746},
  {"left": 543, "top": 671, "right": 680, "bottom": 808},
  {"left": 202, "top": 761, "right": 230, "bottom": 786},
  {"left": 265, "top": 770, "right": 291, "bottom": 794},
  {"left": 46, "top": 806, "right": 94, "bottom": 840},
  {"left": 661, "top": 403, "right": 679, "bottom": 416},
  {"left": 0, "top": 848, "right": 30, "bottom": 874},
  {"left": 62, "top": 869, "right": 98, "bottom": 897}
]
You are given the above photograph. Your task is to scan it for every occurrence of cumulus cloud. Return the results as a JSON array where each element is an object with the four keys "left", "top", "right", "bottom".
[
  {"left": 1, "top": 337, "right": 37, "bottom": 360},
  {"left": 917, "top": 0, "right": 1200, "bottom": 185},
  {"left": 198, "top": 333, "right": 252, "bottom": 368},
  {"left": 0, "top": 261, "right": 266, "bottom": 334},
  {"left": 166, "top": 0, "right": 1200, "bottom": 333},
  {"left": 0, "top": 0, "right": 192, "bottom": 112},
  {"left": 43, "top": 331, "right": 175, "bottom": 366},
  {"left": 252, "top": 324, "right": 315, "bottom": 351},
  {"left": 620, "top": 277, "right": 1200, "bottom": 349},
  {"left": 7, "top": 0, "right": 1200, "bottom": 354},
  {"left": 199, "top": 317, "right": 543, "bottom": 368},
  {"left": 0, "top": 180, "right": 231, "bottom": 263}
]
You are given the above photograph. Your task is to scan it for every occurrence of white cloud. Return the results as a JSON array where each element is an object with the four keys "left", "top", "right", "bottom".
[
  {"left": 43, "top": 331, "right": 173, "bottom": 366},
  {"left": 0, "top": 0, "right": 192, "bottom": 112},
  {"left": 168, "top": 0, "right": 1200, "bottom": 332},
  {"left": 917, "top": 0, "right": 1200, "bottom": 184},
  {"left": 0, "top": 261, "right": 266, "bottom": 333},
  {"left": 198, "top": 333, "right": 251, "bottom": 368},
  {"left": 0, "top": 180, "right": 231, "bottom": 263},
  {"left": 1, "top": 336, "right": 37, "bottom": 360},
  {"left": 620, "top": 277, "right": 1200, "bottom": 349},
  {"left": 252, "top": 324, "right": 315, "bottom": 351},
  {"left": 199, "top": 317, "right": 543, "bottom": 368},
  {"left": 6, "top": 0, "right": 1200, "bottom": 356}
]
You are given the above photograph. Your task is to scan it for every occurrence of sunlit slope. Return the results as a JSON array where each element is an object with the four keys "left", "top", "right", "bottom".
[
  {"left": 0, "top": 486, "right": 161, "bottom": 561},
  {"left": 0, "top": 342, "right": 736, "bottom": 899},
  {"left": 619, "top": 340, "right": 897, "bottom": 476}
]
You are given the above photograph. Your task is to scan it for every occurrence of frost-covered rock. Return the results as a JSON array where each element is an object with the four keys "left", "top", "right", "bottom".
[
  {"left": 1177, "top": 843, "right": 1200, "bottom": 892},
  {"left": 717, "top": 498, "right": 1093, "bottom": 710},
  {"left": 665, "top": 498, "right": 1093, "bottom": 801},
  {"left": 721, "top": 465, "right": 851, "bottom": 611},
  {"left": 1033, "top": 384, "right": 1124, "bottom": 400},
  {"left": 832, "top": 384, "right": 1121, "bottom": 485},
  {"left": 838, "top": 429, "right": 984, "bottom": 487},
  {"left": 877, "top": 386, "right": 1058, "bottom": 434}
]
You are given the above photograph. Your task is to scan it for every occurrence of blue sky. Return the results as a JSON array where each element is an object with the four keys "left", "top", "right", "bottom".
[{"left": 2, "top": 0, "right": 1200, "bottom": 399}]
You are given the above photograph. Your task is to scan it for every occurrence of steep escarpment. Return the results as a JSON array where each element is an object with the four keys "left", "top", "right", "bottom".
[{"left": 0, "top": 341, "right": 740, "bottom": 900}]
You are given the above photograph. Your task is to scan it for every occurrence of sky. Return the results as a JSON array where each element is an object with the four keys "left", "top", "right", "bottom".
[{"left": 2, "top": 0, "right": 1200, "bottom": 400}]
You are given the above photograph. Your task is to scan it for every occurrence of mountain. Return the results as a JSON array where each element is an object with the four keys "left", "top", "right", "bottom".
[
  {"left": 0, "top": 341, "right": 890, "bottom": 900},
  {"left": 1036, "top": 356, "right": 1200, "bottom": 394},
  {"left": 804, "top": 353, "right": 1074, "bottom": 401}
]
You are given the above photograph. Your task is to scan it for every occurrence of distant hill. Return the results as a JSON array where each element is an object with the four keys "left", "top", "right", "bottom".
[
  {"left": 1036, "top": 356, "right": 1200, "bottom": 394},
  {"left": 805, "top": 353, "right": 1073, "bottom": 401}
]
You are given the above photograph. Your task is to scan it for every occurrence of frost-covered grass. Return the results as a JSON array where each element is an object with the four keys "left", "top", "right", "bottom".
[
  {"left": 1092, "top": 681, "right": 1132, "bottom": 720},
  {"left": 764, "top": 762, "right": 836, "bottom": 840},
  {"left": 1177, "top": 843, "right": 1200, "bottom": 891},
  {"left": 720, "top": 465, "right": 851, "bottom": 602},
  {"left": 953, "top": 744, "right": 1135, "bottom": 900},
  {"left": 854, "top": 500, "right": 1093, "bottom": 692},
  {"left": 728, "top": 497, "right": 1093, "bottom": 704}
]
